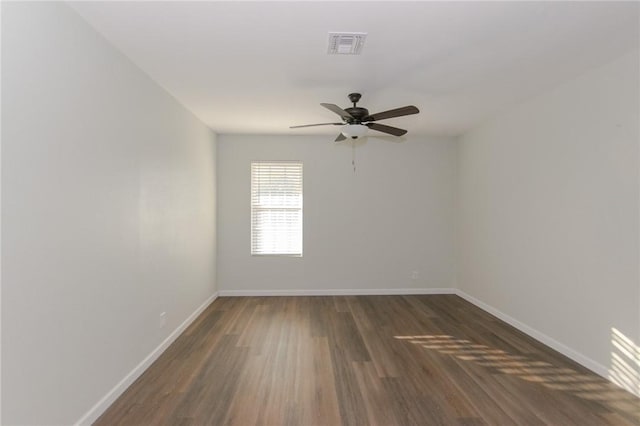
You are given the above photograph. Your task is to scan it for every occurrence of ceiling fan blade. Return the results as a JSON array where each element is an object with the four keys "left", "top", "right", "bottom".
[
  {"left": 321, "top": 103, "right": 354, "bottom": 119},
  {"left": 364, "top": 105, "right": 419, "bottom": 121},
  {"left": 335, "top": 133, "right": 347, "bottom": 142},
  {"left": 366, "top": 122, "right": 408, "bottom": 137},
  {"left": 290, "top": 122, "right": 343, "bottom": 128}
]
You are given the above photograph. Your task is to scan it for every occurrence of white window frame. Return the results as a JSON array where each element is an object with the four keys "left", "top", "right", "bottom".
[{"left": 250, "top": 161, "right": 303, "bottom": 256}]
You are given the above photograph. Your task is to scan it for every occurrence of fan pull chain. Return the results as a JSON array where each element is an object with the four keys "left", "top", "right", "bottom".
[{"left": 352, "top": 140, "right": 356, "bottom": 172}]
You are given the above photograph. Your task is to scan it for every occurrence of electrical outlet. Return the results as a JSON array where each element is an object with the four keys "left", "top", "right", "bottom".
[
  {"left": 159, "top": 312, "right": 167, "bottom": 329},
  {"left": 411, "top": 271, "right": 419, "bottom": 280}
]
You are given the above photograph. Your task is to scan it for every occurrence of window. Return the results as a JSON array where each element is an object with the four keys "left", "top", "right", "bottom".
[{"left": 251, "top": 161, "right": 303, "bottom": 256}]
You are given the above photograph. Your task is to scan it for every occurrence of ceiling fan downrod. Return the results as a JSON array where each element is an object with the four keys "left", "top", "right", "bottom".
[{"left": 348, "top": 92, "right": 362, "bottom": 108}]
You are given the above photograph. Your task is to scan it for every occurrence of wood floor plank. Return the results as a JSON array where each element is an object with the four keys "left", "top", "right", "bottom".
[{"left": 94, "top": 295, "right": 640, "bottom": 426}]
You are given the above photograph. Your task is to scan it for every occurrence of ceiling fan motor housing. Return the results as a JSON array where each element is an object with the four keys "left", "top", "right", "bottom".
[
  {"left": 344, "top": 107, "right": 369, "bottom": 124},
  {"left": 345, "top": 93, "right": 368, "bottom": 123}
]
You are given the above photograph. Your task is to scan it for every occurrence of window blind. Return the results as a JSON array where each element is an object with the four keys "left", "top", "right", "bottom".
[{"left": 251, "top": 161, "right": 303, "bottom": 256}]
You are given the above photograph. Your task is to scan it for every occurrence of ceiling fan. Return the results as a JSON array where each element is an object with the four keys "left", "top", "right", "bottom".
[{"left": 290, "top": 93, "right": 419, "bottom": 142}]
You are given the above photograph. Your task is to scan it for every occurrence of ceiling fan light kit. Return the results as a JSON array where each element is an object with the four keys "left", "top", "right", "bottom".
[
  {"left": 342, "top": 124, "right": 368, "bottom": 139},
  {"left": 290, "top": 93, "right": 419, "bottom": 142}
]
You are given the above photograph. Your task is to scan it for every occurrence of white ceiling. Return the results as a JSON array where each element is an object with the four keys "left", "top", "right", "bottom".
[{"left": 70, "top": 1, "right": 639, "bottom": 137}]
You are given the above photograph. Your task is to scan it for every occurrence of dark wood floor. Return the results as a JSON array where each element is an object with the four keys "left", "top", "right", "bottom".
[{"left": 95, "top": 295, "right": 640, "bottom": 425}]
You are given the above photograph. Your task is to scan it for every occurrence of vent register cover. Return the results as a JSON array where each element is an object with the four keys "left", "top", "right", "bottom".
[{"left": 327, "top": 32, "right": 367, "bottom": 55}]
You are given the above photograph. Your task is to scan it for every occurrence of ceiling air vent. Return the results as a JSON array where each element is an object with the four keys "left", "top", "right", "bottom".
[{"left": 327, "top": 32, "right": 367, "bottom": 55}]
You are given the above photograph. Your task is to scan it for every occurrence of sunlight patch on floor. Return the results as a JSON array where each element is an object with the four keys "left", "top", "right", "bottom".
[{"left": 394, "top": 333, "right": 640, "bottom": 420}]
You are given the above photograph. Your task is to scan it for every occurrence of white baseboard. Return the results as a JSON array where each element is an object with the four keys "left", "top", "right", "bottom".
[
  {"left": 74, "top": 292, "right": 219, "bottom": 426},
  {"left": 453, "top": 289, "right": 630, "bottom": 391},
  {"left": 218, "top": 287, "right": 455, "bottom": 297}
]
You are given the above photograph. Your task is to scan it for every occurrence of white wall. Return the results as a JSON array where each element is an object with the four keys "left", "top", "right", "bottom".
[
  {"left": 457, "top": 50, "right": 639, "bottom": 393},
  {"left": 1, "top": 3, "right": 217, "bottom": 424},
  {"left": 217, "top": 134, "right": 456, "bottom": 293}
]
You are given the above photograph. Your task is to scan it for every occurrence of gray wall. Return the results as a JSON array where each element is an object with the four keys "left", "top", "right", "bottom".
[
  {"left": 457, "top": 50, "right": 639, "bottom": 394},
  {"left": 1, "top": 3, "right": 217, "bottom": 424},
  {"left": 217, "top": 134, "right": 457, "bottom": 293}
]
